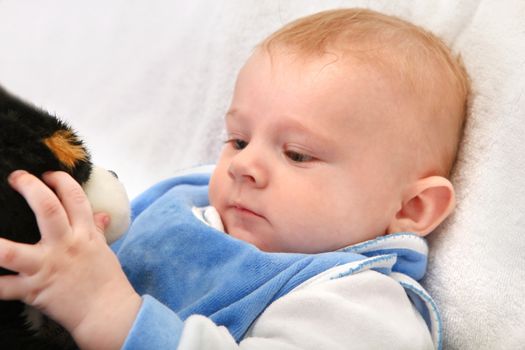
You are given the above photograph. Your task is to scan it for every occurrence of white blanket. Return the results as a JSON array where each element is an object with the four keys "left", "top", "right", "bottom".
[{"left": 1, "top": 1, "right": 524, "bottom": 348}]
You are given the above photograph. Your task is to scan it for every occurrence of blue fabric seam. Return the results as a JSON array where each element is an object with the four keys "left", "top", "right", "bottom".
[
  {"left": 341, "top": 232, "right": 427, "bottom": 254},
  {"left": 331, "top": 254, "right": 397, "bottom": 279},
  {"left": 398, "top": 281, "right": 443, "bottom": 350}
]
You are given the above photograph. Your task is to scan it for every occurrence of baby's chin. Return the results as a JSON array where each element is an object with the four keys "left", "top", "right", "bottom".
[{"left": 226, "top": 225, "right": 277, "bottom": 252}]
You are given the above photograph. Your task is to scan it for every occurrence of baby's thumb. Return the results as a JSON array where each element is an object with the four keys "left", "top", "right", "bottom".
[{"left": 93, "top": 212, "right": 111, "bottom": 234}]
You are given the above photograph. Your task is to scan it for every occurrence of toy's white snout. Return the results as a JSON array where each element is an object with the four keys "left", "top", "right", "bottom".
[{"left": 82, "top": 166, "right": 131, "bottom": 244}]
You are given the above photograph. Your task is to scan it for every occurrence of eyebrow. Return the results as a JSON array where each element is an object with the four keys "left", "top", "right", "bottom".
[{"left": 226, "top": 109, "right": 333, "bottom": 146}]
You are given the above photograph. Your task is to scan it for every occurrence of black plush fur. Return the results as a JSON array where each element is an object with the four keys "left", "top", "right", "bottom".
[{"left": 0, "top": 86, "right": 91, "bottom": 349}]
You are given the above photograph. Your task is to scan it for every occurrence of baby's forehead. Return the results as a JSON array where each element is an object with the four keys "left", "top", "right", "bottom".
[
  {"left": 246, "top": 48, "right": 427, "bottom": 124},
  {"left": 245, "top": 50, "right": 424, "bottom": 138},
  {"left": 252, "top": 45, "right": 401, "bottom": 84},
  {"left": 258, "top": 44, "right": 431, "bottom": 95}
]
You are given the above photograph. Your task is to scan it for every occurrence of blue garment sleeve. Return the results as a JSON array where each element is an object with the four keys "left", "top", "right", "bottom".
[{"left": 121, "top": 295, "right": 185, "bottom": 350}]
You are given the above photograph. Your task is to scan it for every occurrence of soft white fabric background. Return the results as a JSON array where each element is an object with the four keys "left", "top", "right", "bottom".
[{"left": 1, "top": 1, "right": 524, "bottom": 348}]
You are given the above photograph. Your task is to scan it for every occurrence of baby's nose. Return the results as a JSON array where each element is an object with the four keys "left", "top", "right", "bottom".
[{"left": 228, "top": 146, "right": 268, "bottom": 188}]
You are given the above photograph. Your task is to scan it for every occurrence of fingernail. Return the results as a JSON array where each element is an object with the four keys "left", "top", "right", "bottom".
[
  {"left": 8, "top": 170, "right": 27, "bottom": 184},
  {"left": 103, "top": 215, "right": 111, "bottom": 228}
]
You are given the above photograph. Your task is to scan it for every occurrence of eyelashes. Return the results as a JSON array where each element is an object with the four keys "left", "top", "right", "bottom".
[
  {"left": 228, "top": 138, "right": 248, "bottom": 150},
  {"left": 224, "top": 138, "right": 248, "bottom": 152},
  {"left": 224, "top": 138, "right": 316, "bottom": 164},
  {"left": 284, "top": 151, "right": 314, "bottom": 163}
]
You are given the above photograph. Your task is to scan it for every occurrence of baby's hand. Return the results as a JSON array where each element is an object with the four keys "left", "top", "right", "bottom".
[{"left": 0, "top": 171, "right": 141, "bottom": 350}]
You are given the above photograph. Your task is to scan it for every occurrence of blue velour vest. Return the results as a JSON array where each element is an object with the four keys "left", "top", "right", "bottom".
[{"left": 112, "top": 173, "right": 441, "bottom": 348}]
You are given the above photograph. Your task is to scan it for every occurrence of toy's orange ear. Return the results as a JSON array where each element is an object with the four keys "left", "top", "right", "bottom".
[{"left": 43, "top": 130, "right": 88, "bottom": 170}]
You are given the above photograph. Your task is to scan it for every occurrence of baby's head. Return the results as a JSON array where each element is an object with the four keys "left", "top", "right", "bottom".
[{"left": 209, "top": 8, "right": 469, "bottom": 253}]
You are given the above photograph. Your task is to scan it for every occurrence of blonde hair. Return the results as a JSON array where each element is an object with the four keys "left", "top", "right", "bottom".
[{"left": 260, "top": 8, "right": 470, "bottom": 176}]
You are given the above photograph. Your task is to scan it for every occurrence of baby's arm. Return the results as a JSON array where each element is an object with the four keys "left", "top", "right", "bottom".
[{"left": 0, "top": 171, "right": 141, "bottom": 350}]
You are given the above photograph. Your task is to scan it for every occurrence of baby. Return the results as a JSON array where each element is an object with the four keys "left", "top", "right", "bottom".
[{"left": 0, "top": 8, "right": 468, "bottom": 350}]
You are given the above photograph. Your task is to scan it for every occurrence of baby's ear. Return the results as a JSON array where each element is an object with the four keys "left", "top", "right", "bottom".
[{"left": 387, "top": 176, "right": 455, "bottom": 237}]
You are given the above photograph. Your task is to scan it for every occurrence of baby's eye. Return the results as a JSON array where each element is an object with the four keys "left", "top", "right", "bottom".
[
  {"left": 285, "top": 150, "right": 314, "bottom": 163},
  {"left": 226, "top": 138, "right": 248, "bottom": 150}
]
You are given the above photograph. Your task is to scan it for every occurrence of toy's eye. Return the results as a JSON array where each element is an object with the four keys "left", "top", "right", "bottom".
[{"left": 108, "top": 170, "right": 119, "bottom": 179}]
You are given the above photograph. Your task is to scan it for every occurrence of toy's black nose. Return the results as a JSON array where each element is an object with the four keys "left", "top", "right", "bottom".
[{"left": 108, "top": 170, "right": 119, "bottom": 179}]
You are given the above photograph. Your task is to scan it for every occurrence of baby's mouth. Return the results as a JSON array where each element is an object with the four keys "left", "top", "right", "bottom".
[{"left": 230, "top": 202, "right": 264, "bottom": 219}]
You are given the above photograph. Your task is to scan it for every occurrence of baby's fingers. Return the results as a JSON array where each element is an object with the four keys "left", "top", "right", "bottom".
[
  {"left": 43, "top": 172, "right": 94, "bottom": 236},
  {"left": 0, "top": 238, "right": 42, "bottom": 275},
  {"left": 93, "top": 212, "right": 110, "bottom": 242},
  {"left": 0, "top": 274, "right": 27, "bottom": 301},
  {"left": 8, "top": 171, "right": 70, "bottom": 243}
]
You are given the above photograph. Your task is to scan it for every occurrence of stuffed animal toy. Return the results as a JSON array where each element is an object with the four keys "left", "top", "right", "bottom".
[{"left": 0, "top": 85, "right": 131, "bottom": 349}]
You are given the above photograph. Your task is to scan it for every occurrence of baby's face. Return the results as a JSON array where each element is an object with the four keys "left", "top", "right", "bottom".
[{"left": 209, "top": 50, "right": 421, "bottom": 253}]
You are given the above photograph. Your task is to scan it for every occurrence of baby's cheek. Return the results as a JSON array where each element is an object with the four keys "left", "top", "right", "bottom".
[
  {"left": 208, "top": 168, "right": 225, "bottom": 206},
  {"left": 276, "top": 191, "right": 324, "bottom": 227},
  {"left": 208, "top": 183, "right": 218, "bottom": 206}
]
